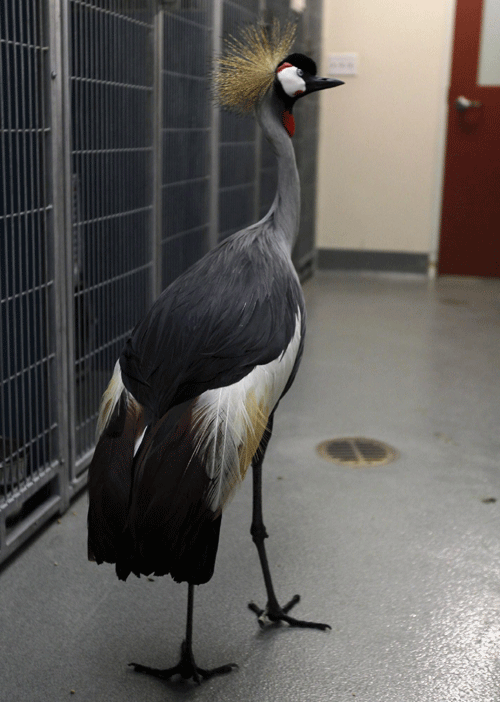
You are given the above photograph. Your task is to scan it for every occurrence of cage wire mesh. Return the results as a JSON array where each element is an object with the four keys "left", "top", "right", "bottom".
[
  {"left": 161, "top": 0, "right": 212, "bottom": 285},
  {"left": 0, "top": 0, "right": 323, "bottom": 565},
  {"left": 69, "top": 0, "right": 156, "bottom": 471},
  {"left": 218, "top": 0, "right": 259, "bottom": 241},
  {"left": 0, "top": 0, "right": 62, "bottom": 558}
]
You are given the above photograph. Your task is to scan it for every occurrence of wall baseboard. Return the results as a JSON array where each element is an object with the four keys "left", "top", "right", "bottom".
[{"left": 317, "top": 249, "right": 429, "bottom": 274}]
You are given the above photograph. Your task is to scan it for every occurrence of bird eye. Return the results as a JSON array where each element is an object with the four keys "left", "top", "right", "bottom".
[{"left": 297, "top": 69, "right": 304, "bottom": 77}]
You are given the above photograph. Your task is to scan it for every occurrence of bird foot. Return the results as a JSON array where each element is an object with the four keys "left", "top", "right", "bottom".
[
  {"left": 129, "top": 639, "right": 238, "bottom": 685},
  {"left": 248, "top": 594, "right": 331, "bottom": 631}
]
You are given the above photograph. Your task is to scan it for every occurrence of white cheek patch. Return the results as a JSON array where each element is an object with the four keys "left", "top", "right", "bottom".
[{"left": 277, "top": 66, "right": 306, "bottom": 98}]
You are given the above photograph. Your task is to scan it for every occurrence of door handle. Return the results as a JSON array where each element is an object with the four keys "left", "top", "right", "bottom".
[{"left": 454, "top": 95, "right": 482, "bottom": 112}]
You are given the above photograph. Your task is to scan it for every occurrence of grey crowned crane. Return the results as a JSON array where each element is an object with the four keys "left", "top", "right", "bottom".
[{"left": 87, "top": 20, "right": 343, "bottom": 684}]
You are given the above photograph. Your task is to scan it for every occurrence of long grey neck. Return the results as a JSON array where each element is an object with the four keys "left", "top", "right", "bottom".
[{"left": 256, "top": 91, "right": 300, "bottom": 254}]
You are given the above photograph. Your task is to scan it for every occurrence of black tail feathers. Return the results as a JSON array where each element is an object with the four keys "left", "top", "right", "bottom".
[
  {"left": 88, "top": 397, "right": 223, "bottom": 586},
  {"left": 87, "top": 393, "right": 137, "bottom": 567}
]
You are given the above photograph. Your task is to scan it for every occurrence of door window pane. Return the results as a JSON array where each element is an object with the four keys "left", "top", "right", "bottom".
[{"left": 478, "top": 0, "right": 500, "bottom": 85}]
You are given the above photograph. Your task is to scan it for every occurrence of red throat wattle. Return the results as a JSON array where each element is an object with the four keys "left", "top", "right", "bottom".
[{"left": 282, "top": 110, "right": 295, "bottom": 138}]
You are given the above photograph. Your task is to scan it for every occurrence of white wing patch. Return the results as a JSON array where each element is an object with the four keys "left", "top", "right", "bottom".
[
  {"left": 95, "top": 359, "right": 144, "bottom": 446},
  {"left": 192, "top": 311, "right": 302, "bottom": 513},
  {"left": 133, "top": 426, "right": 148, "bottom": 457},
  {"left": 96, "top": 360, "right": 125, "bottom": 441}
]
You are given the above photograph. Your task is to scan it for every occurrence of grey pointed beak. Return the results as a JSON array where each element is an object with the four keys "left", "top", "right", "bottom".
[{"left": 306, "top": 76, "right": 345, "bottom": 94}]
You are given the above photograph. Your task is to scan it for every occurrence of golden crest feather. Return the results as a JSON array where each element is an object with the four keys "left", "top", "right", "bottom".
[{"left": 213, "top": 19, "right": 296, "bottom": 114}]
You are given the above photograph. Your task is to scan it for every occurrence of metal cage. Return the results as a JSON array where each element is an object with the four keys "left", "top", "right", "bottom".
[{"left": 0, "top": 0, "right": 323, "bottom": 565}]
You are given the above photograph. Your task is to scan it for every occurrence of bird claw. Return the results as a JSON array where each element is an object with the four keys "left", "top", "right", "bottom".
[
  {"left": 248, "top": 595, "right": 331, "bottom": 631},
  {"left": 248, "top": 601, "right": 271, "bottom": 627},
  {"left": 129, "top": 660, "right": 238, "bottom": 685},
  {"left": 129, "top": 640, "right": 238, "bottom": 684}
]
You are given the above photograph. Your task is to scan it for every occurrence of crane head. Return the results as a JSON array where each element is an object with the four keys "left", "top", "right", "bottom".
[
  {"left": 276, "top": 54, "right": 344, "bottom": 101},
  {"left": 276, "top": 54, "right": 344, "bottom": 137},
  {"left": 212, "top": 19, "right": 343, "bottom": 137},
  {"left": 213, "top": 20, "right": 297, "bottom": 115}
]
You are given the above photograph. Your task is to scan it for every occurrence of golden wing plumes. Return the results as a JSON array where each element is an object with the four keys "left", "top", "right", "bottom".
[{"left": 213, "top": 19, "right": 296, "bottom": 114}]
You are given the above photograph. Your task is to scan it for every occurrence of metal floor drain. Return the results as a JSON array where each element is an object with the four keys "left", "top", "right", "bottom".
[{"left": 316, "top": 437, "right": 399, "bottom": 467}]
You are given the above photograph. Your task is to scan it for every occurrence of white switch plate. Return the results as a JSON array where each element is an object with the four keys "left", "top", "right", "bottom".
[
  {"left": 328, "top": 53, "right": 358, "bottom": 76},
  {"left": 290, "top": 0, "right": 306, "bottom": 13}
]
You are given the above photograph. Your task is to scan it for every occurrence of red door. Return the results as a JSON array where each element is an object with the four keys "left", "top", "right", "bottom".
[{"left": 438, "top": 0, "right": 500, "bottom": 277}]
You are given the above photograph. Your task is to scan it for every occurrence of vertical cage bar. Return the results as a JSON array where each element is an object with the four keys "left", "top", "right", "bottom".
[
  {"left": 25, "top": 0, "right": 36, "bottom": 481},
  {"left": 152, "top": 8, "right": 164, "bottom": 299},
  {"left": 10, "top": 0, "right": 23, "bottom": 486},
  {"left": 209, "top": 0, "right": 222, "bottom": 250},
  {"left": 33, "top": 0, "right": 44, "bottom": 477},
  {"left": 49, "top": 0, "right": 72, "bottom": 508},
  {"left": 39, "top": 0, "right": 51, "bottom": 474},
  {"left": 60, "top": 0, "right": 79, "bottom": 489},
  {"left": 91, "top": 0, "right": 101, "bottom": 456},
  {"left": 17, "top": 2, "right": 29, "bottom": 487},
  {"left": 0, "top": 1, "right": 13, "bottom": 505}
]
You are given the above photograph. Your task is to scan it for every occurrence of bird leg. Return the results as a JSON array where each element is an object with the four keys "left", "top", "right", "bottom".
[
  {"left": 248, "top": 443, "right": 331, "bottom": 632},
  {"left": 130, "top": 583, "right": 237, "bottom": 684}
]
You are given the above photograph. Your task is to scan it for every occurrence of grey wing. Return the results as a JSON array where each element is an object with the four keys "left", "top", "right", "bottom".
[{"left": 119, "top": 233, "right": 305, "bottom": 419}]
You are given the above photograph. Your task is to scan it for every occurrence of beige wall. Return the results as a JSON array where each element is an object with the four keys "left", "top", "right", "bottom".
[{"left": 316, "top": 0, "right": 455, "bottom": 258}]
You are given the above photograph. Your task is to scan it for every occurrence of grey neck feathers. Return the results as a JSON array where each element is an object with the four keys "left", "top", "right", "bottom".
[{"left": 256, "top": 91, "right": 300, "bottom": 254}]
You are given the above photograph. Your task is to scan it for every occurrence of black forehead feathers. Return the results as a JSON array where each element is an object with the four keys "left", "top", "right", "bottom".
[{"left": 279, "top": 53, "right": 317, "bottom": 76}]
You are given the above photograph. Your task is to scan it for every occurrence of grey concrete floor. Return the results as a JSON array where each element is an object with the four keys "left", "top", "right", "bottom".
[{"left": 2, "top": 271, "right": 500, "bottom": 702}]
